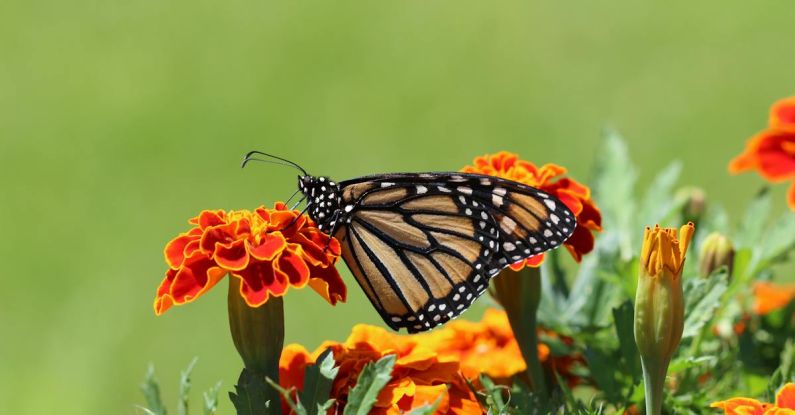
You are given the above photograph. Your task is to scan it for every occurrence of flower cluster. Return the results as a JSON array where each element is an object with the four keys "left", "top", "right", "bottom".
[
  {"left": 712, "top": 383, "right": 795, "bottom": 414},
  {"left": 155, "top": 203, "right": 346, "bottom": 315},
  {"left": 280, "top": 325, "right": 481, "bottom": 415},
  {"left": 461, "top": 151, "right": 602, "bottom": 268},
  {"left": 729, "top": 97, "right": 795, "bottom": 210},
  {"left": 415, "top": 308, "right": 584, "bottom": 386}
]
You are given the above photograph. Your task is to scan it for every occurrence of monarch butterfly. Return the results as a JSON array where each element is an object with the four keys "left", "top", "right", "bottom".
[{"left": 243, "top": 151, "right": 575, "bottom": 333}]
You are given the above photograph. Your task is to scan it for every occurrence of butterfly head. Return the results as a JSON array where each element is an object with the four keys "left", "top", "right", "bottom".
[{"left": 298, "top": 175, "right": 342, "bottom": 232}]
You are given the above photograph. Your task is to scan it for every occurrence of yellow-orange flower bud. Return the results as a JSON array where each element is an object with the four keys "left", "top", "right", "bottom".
[{"left": 634, "top": 223, "right": 694, "bottom": 415}]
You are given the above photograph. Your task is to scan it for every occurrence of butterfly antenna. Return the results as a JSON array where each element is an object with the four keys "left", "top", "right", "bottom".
[
  {"left": 284, "top": 188, "right": 301, "bottom": 205},
  {"left": 241, "top": 151, "right": 309, "bottom": 177}
]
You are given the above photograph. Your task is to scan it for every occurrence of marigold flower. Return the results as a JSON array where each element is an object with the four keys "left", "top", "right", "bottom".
[
  {"left": 280, "top": 325, "right": 481, "bottom": 415},
  {"left": 461, "top": 151, "right": 602, "bottom": 268},
  {"left": 753, "top": 281, "right": 795, "bottom": 315},
  {"left": 635, "top": 223, "right": 694, "bottom": 415},
  {"left": 712, "top": 383, "right": 795, "bottom": 414},
  {"left": 414, "top": 308, "right": 584, "bottom": 387},
  {"left": 155, "top": 203, "right": 346, "bottom": 315},
  {"left": 729, "top": 97, "right": 795, "bottom": 210}
]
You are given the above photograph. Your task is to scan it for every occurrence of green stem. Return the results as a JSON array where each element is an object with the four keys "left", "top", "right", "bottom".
[
  {"left": 228, "top": 278, "right": 284, "bottom": 414},
  {"left": 640, "top": 357, "right": 667, "bottom": 415},
  {"left": 493, "top": 267, "right": 548, "bottom": 396}
]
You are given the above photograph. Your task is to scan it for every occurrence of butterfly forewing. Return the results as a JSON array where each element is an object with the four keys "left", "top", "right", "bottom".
[{"left": 326, "top": 173, "right": 575, "bottom": 333}]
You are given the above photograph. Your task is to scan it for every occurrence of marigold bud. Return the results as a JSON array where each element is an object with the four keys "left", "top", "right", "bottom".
[
  {"left": 676, "top": 187, "right": 706, "bottom": 225},
  {"left": 634, "top": 223, "right": 694, "bottom": 415},
  {"left": 699, "top": 232, "right": 735, "bottom": 278}
]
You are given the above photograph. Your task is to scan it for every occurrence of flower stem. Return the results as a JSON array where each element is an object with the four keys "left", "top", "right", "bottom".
[
  {"left": 492, "top": 267, "right": 548, "bottom": 396},
  {"left": 228, "top": 278, "right": 284, "bottom": 414},
  {"left": 640, "top": 357, "right": 667, "bottom": 415}
]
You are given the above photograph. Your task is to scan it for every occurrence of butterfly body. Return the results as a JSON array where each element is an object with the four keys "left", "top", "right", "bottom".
[{"left": 297, "top": 171, "right": 576, "bottom": 333}]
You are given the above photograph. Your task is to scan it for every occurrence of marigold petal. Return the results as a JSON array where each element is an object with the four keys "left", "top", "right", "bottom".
[
  {"left": 278, "top": 250, "right": 311, "bottom": 286},
  {"left": 377, "top": 378, "right": 415, "bottom": 407},
  {"left": 770, "top": 97, "right": 795, "bottom": 130},
  {"left": 280, "top": 344, "right": 312, "bottom": 391},
  {"left": 248, "top": 233, "right": 286, "bottom": 261},
  {"left": 197, "top": 210, "right": 226, "bottom": 229},
  {"left": 214, "top": 239, "right": 250, "bottom": 271},
  {"left": 164, "top": 232, "right": 200, "bottom": 269},
  {"left": 563, "top": 224, "right": 597, "bottom": 263},
  {"left": 788, "top": 181, "right": 795, "bottom": 211},
  {"left": 307, "top": 263, "right": 347, "bottom": 305},
  {"left": 406, "top": 384, "right": 450, "bottom": 413},
  {"left": 154, "top": 256, "right": 226, "bottom": 315},
  {"left": 776, "top": 383, "right": 795, "bottom": 409},
  {"left": 711, "top": 398, "right": 770, "bottom": 415}
]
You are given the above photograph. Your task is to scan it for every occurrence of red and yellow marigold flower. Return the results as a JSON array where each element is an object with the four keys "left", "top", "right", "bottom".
[
  {"left": 414, "top": 308, "right": 584, "bottom": 387},
  {"left": 155, "top": 203, "right": 346, "bottom": 315},
  {"left": 280, "top": 325, "right": 481, "bottom": 415},
  {"left": 462, "top": 151, "right": 602, "bottom": 268},
  {"left": 729, "top": 96, "right": 795, "bottom": 210},
  {"left": 712, "top": 383, "right": 795, "bottom": 414},
  {"left": 753, "top": 281, "right": 795, "bottom": 315}
]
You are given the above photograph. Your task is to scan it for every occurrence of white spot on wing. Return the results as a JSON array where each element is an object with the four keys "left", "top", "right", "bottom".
[
  {"left": 416, "top": 185, "right": 428, "bottom": 194},
  {"left": 493, "top": 187, "right": 507, "bottom": 196},
  {"left": 550, "top": 213, "right": 560, "bottom": 224},
  {"left": 544, "top": 199, "right": 556, "bottom": 210},
  {"left": 457, "top": 186, "right": 473, "bottom": 195},
  {"left": 492, "top": 194, "right": 504, "bottom": 207},
  {"left": 381, "top": 182, "right": 395, "bottom": 187}
]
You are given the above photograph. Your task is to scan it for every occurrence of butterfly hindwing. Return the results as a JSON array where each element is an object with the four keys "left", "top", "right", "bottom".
[{"left": 327, "top": 173, "right": 575, "bottom": 333}]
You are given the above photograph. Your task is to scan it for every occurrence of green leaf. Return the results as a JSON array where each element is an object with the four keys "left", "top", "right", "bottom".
[
  {"left": 343, "top": 354, "right": 396, "bottom": 415},
  {"left": 760, "top": 211, "right": 795, "bottom": 265},
  {"left": 202, "top": 381, "right": 222, "bottom": 415},
  {"left": 299, "top": 349, "right": 339, "bottom": 415},
  {"left": 317, "top": 399, "right": 335, "bottom": 413},
  {"left": 667, "top": 356, "right": 717, "bottom": 374},
  {"left": 177, "top": 357, "right": 198, "bottom": 415},
  {"left": 403, "top": 395, "right": 444, "bottom": 415},
  {"left": 591, "top": 128, "right": 637, "bottom": 260},
  {"left": 736, "top": 188, "right": 771, "bottom": 249},
  {"left": 479, "top": 374, "right": 509, "bottom": 414},
  {"left": 682, "top": 272, "right": 728, "bottom": 338},
  {"left": 584, "top": 347, "right": 621, "bottom": 402},
  {"left": 265, "top": 377, "right": 307, "bottom": 415},
  {"left": 140, "top": 364, "right": 167, "bottom": 415},
  {"left": 767, "top": 340, "right": 795, "bottom": 402},
  {"left": 229, "top": 368, "right": 272, "bottom": 415},
  {"left": 612, "top": 301, "right": 641, "bottom": 380}
]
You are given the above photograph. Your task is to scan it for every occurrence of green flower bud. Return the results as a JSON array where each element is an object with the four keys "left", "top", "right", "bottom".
[
  {"left": 676, "top": 187, "right": 706, "bottom": 225},
  {"left": 635, "top": 223, "right": 694, "bottom": 415},
  {"left": 698, "top": 232, "right": 735, "bottom": 278}
]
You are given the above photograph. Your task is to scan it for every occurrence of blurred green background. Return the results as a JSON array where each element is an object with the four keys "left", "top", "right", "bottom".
[{"left": 2, "top": 1, "right": 794, "bottom": 413}]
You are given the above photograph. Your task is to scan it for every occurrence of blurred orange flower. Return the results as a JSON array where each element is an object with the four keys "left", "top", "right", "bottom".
[
  {"left": 154, "top": 203, "right": 345, "bottom": 315},
  {"left": 729, "top": 97, "right": 795, "bottom": 210},
  {"left": 712, "top": 383, "right": 795, "bottom": 414},
  {"left": 753, "top": 281, "right": 795, "bottom": 315},
  {"left": 280, "top": 325, "right": 481, "bottom": 415},
  {"left": 416, "top": 308, "right": 585, "bottom": 387},
  {"left": 462, "top": 151, "right": 602, "bottom": 268}
]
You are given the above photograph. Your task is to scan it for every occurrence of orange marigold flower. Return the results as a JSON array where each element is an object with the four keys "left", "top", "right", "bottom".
[
  {"left": 155, "top": 203, "right": 346, "bottom": 315},
  {"left": 280, "top": 325, "right": 481, "bottom": 415},
  {"left": 753, "top": 281, "right": 795, "bottom": 315},
  {"left": 415, "top": 308, "right": 585, "bottom": 387},
  {"left": 729, "top": 97, "right": 795, "bottom": 211},
  {"left": 712, "top": 383, "right": 795, "bottom": 414},
  {"left": 462, "top": 151, "right": 602, "bottom": 268}
]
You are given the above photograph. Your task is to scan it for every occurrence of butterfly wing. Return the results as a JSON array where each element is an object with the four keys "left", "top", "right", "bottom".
[{"left": 333, "top": 173, "right": 575, "bottom": 333}]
